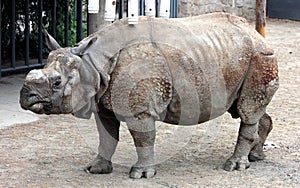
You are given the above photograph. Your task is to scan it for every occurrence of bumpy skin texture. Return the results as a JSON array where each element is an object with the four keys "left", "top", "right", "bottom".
[{"left": 19, "top": 13, "right": 279, "bottom": 178}]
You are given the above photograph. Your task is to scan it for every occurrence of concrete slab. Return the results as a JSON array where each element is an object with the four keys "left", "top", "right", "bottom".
[{"left": 0, "top": 74, "right": 40, "bottom": 128}]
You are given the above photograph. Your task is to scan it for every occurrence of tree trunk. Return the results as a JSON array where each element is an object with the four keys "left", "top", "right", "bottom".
[
  {"left": 88, "top": 0, "right": 110, "bottom": 35},
  {"left": 255, "top": 0, "right": 266, "bottom": 37}
]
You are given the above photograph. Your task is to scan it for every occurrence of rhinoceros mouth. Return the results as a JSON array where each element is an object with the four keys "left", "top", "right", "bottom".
[
  {"left": 27, "top": 100, "right": 52, "bottom": 114},
  {"left": 27, "top": 99, "right": 50, "bottom": 108},
  {"left": 21, "top": 92, "right": 52, "bottom": 114}
]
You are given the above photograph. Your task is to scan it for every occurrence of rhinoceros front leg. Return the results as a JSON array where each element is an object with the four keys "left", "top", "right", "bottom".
[
  {"left": 84, "top": 104, "right": 120, "bottom": 174},
  {"left": 224, "top": 122, "right": 259, "bottom": 171},
  {"left": 126, "top": 113, "right": 156, "bottom": 179}
]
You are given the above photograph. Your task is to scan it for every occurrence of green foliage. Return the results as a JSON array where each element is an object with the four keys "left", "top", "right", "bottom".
[{"left": 1, "top": 0, "right": 87, "bottom": 61}]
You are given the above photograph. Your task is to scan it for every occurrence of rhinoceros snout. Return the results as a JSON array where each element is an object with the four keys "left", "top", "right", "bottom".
[
  {"left": 20, "top": 87, "right": 49, "bottom": 114},
  {"left": 20, "top": 87, "right": 31, "bottom": 108}
]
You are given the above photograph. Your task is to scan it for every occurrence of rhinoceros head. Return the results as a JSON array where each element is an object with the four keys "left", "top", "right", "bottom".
[{"left": 20, "top": 31, "right": 102, "bottom": 117}]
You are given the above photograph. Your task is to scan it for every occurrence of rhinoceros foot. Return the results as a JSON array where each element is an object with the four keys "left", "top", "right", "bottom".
[
  {"left": 248, "top": 113, "right": 273, "bottom": 162},
  {"left": 223, "top": 156, "right": 250, "bottom": 171},
  {"left": 129, "top": 165, "right": 156, "bottom": 179},
  {"left": 84, "top": 155, "right": 113, "bottom": 174},
  {"left": 248, "top": 150, "right": 266, "bottom": 162}
]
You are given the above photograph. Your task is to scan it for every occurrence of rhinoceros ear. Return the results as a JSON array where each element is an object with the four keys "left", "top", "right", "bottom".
[
  {"left": 43, "top": 30, "right": 61, "bottom": 50},
  {"left": 71, "top": 37, "right": 97, "bottom": 56}
]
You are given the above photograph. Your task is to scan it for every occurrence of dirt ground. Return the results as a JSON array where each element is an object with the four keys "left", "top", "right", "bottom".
[{"left": 0, "top": 18, "right": 299, "bottom": 187}]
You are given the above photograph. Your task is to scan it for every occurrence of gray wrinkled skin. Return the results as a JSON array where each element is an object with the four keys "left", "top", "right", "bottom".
[{"left": 20, "top": 13, "right": 279, "bottom": 179}]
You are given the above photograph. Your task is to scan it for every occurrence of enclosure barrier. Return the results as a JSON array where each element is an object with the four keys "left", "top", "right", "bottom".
[{"left": 0, "top": 0, "right": 84, "bottom": 78}]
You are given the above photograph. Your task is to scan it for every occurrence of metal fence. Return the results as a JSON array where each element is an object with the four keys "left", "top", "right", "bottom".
[
  {"left": 0, "top": 0, "right": 178, "bottom": 78},
  {"left": 0, "top": 0, "right": 84, "bottom": 78}
]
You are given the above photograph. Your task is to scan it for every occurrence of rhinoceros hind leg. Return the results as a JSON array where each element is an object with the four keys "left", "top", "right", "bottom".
[
  {"left": 84, "top": 155, "right": 113, "bottom": 174},
  {"left": 248, "top": 113, "right": 273, "bottom": 162},
  {"left": 224, "top": 122, "right": 258, "bottom": 171},
  {"left": 224, "top": 51, "right": 278, "bottom": 171}
]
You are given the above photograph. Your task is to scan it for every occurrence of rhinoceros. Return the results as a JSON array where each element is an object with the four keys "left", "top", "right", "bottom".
[{"left": 20, "top": 13, "right": 279, "bottom": 178}]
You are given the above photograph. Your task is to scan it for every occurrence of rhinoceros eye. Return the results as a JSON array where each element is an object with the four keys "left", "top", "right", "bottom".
[
  {"left": 52, "top": 75, "right": 62, "bottom": 88},
  {"left": 54, "top": 80, "right": 62, "bottom": 87}
]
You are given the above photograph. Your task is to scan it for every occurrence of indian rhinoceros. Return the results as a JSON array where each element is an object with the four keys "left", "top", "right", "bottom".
[{"left": 20, "top": 13, "right": 279, "bottom": 178}]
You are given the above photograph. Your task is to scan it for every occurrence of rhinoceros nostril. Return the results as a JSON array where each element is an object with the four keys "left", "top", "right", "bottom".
[
  {"left": 20, "top": 89, "right": 40, "bottom": 106},
  {"left": 27, "top": 94, "right": 40, "bottom": 107},
  {"left": 29, "top": 93, "right": 38, "bottom": 98}
]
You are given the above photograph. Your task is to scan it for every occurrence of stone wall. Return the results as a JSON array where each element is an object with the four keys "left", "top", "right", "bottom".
[{"left": 178, "top": 0, "right": 256, "bottom": 21}]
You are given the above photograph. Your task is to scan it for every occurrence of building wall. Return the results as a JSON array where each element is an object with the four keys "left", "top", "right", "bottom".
[{"left": 178, "top": 0, "right": 256, "bottom": 21}]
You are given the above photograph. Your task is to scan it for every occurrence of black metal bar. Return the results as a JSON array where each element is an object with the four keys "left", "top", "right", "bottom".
[
  {"left": 119, "top": 0, "right": 124, "bottom": 19},
  {"left": 65, "top": 0, "right": 69, "bottom": 46},
  {"left": 139, "top": 0, "right": 144, "bottom": 16},
  {"left": 1, "top": 64, "right": 45, "bottom": 74},
  {"left": 76, "top": 0, "right": 82, "bottom": 42},
  {"left": 155, "top": 0, "right": 159, "bottom": 17},
  {"left": 38, "top": 0, "right": 43, "bottom": 64},
  {"left": 25, "top": 0, "right": 30, "bottom": 66},
  {"left": 174, "top": 0, "right": 178, "bottom": 18},
  {"left": 11, "top": 0, "right": 16, "bottom": 68},
  {"left": 126, "top": 0, "right": 128, "bottom": 17},
  {"left": 51, "top": 0, "right": 57, "bottom": 38},
  {"left": 170, "top": 0, "right": 173, "bottom": 18},
  {"left": 86, "top": 5, "right": 89, "bottom": 35},
  {"left": 0, "top": 1, "right": 2, "bottom": 78}
]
